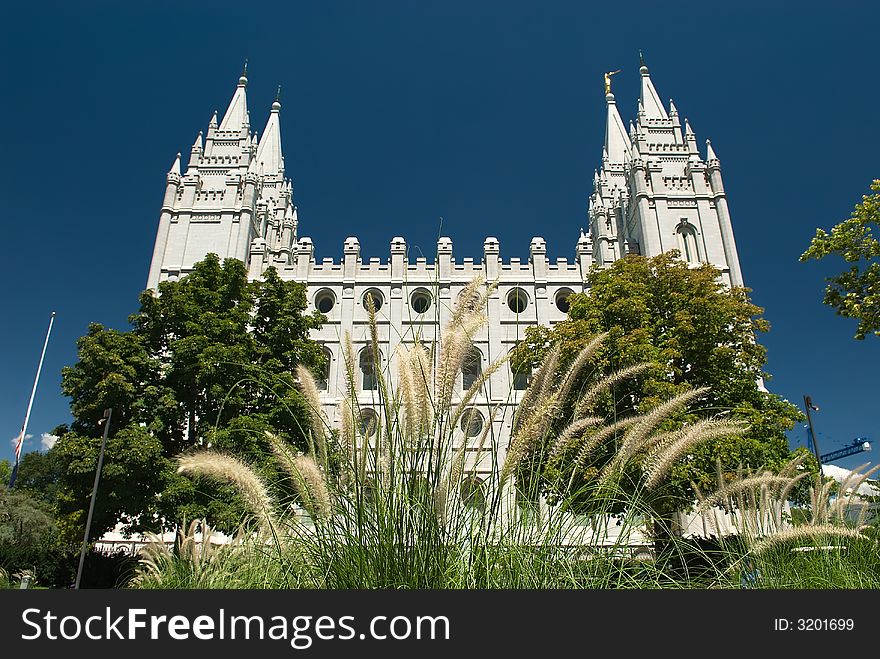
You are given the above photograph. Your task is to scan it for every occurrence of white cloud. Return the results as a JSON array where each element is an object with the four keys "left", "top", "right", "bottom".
[
  {"left": 9, "top": 433, "right": 33, "bottom": 449},
  {"left": 40, "top": 433, "right": 58, "bottom": 451},
  {"left": 822, "top": 464, "right": 879, "bottom": 496}
]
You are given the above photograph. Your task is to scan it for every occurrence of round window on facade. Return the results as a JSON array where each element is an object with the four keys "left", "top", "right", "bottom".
[
  {"left": 358, "top": 408, "right": 379, "bottom": 438},
  {"left": 555, "top": 288, "right": 574, "bottom": 313},
  {"left": 507, "top": 288, "right": 529, "bottom": 314},
  {"left": 363, "top": 289, "right": 384, "bottom": 312},
  {"left": 315, "top": 288, "right": 336, "bottom": 313},
  {"left": 460, "top": 407, "right": 485, "bottom": 438},
  {"left": 460, "top": 475, "right": 486, "bottom": 512},
  {"left": 410, "top": 288, "right": 432, "bottom": 314}
]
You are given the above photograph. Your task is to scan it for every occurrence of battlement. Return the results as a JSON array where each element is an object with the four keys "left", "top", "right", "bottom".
[{"left": 267, "top": 235, "right": 592, "bottom": 284}]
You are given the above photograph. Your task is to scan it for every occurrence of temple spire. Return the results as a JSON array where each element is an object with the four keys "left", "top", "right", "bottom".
[
  {"left": 219, "top": 68, "right": 249, "bottom": 131},
  {"left": 255, "top": 94, "right": 283, "bottom": 174},
  {"left": 604, "top": 87, "right": 631, "bottom": 163},
  {"left": 706, "top": 139, "right": 719, "bottom": 163},
  {"left": 639, "top": 54, "right": 668, "bottom": 120},
  {"left": 169, "top": 152, "right": 181, "bottom": 176}
]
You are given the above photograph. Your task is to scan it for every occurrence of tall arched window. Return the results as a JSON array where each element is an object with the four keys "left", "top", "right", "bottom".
[
  {"left": 317, "top": 346, "right": 332, "bottom": 391},
  {"left": 359, "top": 347, "right": 381, "bottom": 391},
  {"left": 461, "top": 346, "right": 482, "bottom": 390},
  {"left": 676, "top": 221, "right": 699, "bottom": 264}
]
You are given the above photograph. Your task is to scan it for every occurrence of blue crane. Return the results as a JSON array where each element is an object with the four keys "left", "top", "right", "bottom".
[
  {"left": 802, "top": 395, "right": 872, "bottom": 466},
  {"left": 820, "top": 437, "right": 872, "bottom": 464}
]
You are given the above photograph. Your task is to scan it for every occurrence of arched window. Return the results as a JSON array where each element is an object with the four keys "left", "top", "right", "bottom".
[
  {"left": 459, "top": 475, "right": 486, "bottom": 512},
  {"left": 317, "top": 346, "right": 332, "bottom": 391},
  {"left": 359, "top": 347, "right": 381, "bottom": 390},
  {"left": 509, "top": 345, "right": 530, "bottom": 391},
  {"left": 358, "top": 408, "right": 379, "bottom": 437},
  {"left": 676, "top": 221, "right": 700, "bottom": 264},
  {"left": 461, "top": 346, "right": 483, "bottom": 390}
]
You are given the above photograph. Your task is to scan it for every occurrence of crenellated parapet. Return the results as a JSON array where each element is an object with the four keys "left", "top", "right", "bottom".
[{"left": 273, "top": 235, "right": 588, "bottom": 287}]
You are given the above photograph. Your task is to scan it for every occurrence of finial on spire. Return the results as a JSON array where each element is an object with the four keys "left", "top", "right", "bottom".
[
  {"left": 272, "top": 85, "right": 282, "bottom": 111},
  {"left": 639, "top": 51, "right": 649, "bottom": 75},
  {"left": 238, "top": 59, "right": 248, "bottom": 87}
]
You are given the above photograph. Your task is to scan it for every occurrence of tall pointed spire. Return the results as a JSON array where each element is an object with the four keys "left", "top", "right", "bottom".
[
  {"left": 639, "top": 54, "right": 668, "bottom": 120},
  {"left": 169, "top": 152, "right": 181, "bottom": 176},
  {"left": 604, "top": 88, "right": 631, "bottom": 163},
  {"left": 256, "top": 93, "right": 283, "bottom": 174},
  {"left": 706, "top": 139, "right": 719, "bottom": 163},
  {"left": 219, "top": 66, "right": 249, "bottom": 131}
]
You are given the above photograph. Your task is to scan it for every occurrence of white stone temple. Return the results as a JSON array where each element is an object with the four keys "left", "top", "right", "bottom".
[{"left": 146, "top": 60, "right": 744, "bottom": 488}]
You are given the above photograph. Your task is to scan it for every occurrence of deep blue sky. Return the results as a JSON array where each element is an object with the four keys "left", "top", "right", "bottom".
[{"left": 1, "top": 2, "right": 878, "bottom": 472}]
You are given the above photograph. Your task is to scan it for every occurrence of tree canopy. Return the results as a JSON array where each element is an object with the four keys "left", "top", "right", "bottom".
[
  {"left": 801, "top": 179, "right": 880, "bottom": 340},
  {"left": 511, "top": 251, "right": 806, "bottom": 513},
  {"left": 52, "top": 254, "right": 326, "bottom": 541}
]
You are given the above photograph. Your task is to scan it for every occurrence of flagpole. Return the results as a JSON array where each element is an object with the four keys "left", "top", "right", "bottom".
[{"left": 9, "top": 311, "right": 56, "bottom": 488}]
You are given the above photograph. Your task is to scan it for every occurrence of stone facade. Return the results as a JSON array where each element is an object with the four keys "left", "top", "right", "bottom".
[{"left": 147, "top": 61, "right": 744, "bottom": 484}]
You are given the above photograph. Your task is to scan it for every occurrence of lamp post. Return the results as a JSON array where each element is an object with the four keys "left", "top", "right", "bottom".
[
  {"left": 803, "top": 395, "right": 822, "bottom": 470},
  {"left": 75, "top": 407, "right": 112, "bottom": 590}
]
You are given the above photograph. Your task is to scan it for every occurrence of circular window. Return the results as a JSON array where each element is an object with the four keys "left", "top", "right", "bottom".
[
  {"left": 410, "top": 289, "right": 432, "bottom": 314},
  {"left": 358, "top": 408, "right": 379, "bottom": 437},
  {"left": 555, "top": 288, "right": 574, "bottom": 313},
  {"left": 363, "top": 289, "right": 384, "bottom": 312},
  {"left": 315, "top": 288, "right": 336, "bottom": 313},
  {"left": 459, "top": 476, "right": 486, "bottom": 511},
  {"left": 507, "top": 288, "right": 529, "bottom": 313},
  {"left": 459, "top": 408, "right": 485, "bottom": 438}
]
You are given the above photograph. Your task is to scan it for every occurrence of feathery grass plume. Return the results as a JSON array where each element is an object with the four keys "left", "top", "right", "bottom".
[
  {"left": 600, "top": 386, "right": 710, "bottom": 484},
  {"left": 829, "top": 463, "right": 880, "bottom": 522},
  {"left": 574, "top": 417, "right": 639, "bottom": 469},
  {"left": 513, "top": 344, "right": 561, "bottom": 435},
  {"left": 776, "top": 471, "right": 810, "bottom": 510},
  {"left": 397, "top": 344, "right": 419, "bottom": 441},
  {"left": 291, "top": 454, "right": 333, "bottom": 520},
  {"left": 341, "top": 333, "right": 357, "bottom": 400},
  {"left": 573, "top": 362, "right": 653, "bottom": 419},
  {"left": 810, "top": 473, "right": 837, "bottom": 524},
  {"left": 263, "top": 430, "right": 332, "bottom": 519},
  {"left": 436, "top": 405, "right": 495, "bottom": 524},
  {"left": 449, "top": 275, "right": 487, "bottom": 329},
  {"left": 409, "top": 341, "right": 434, "bottom": 433},
  {"left": 549, "top": 416, "right": 604, "bottom": 460},
  {"left": 433, "top": 276, "right": 492, "bottom": 415},
  {"left": 435, "top": 315, "right": 487, "bottom": 415},
  {"left": 295, "top": 364, "right": 328, "bottom": 468},
  {"left": 749, "top": 524, "right": 868, "bottom": 556},
  {"left": 338, "top": 397, "right": 355, "bottom": 482},
  {"left": 501, "top": 395, "right": 559, "bottom": 486},
  {"left": 555, "top": 332, "right": 607, "bottom": 406},
  {"left": 695, "top": 474, "right": 793, "bottom": 514},
  {"left": 449, "top": 354, "right": 508, "bottom": 431},
  {"left": 644, "top": 419, "right": 746, "bottom": 490},
  {"left": 177, "top": 451, "right": 277, "bottom": 535},
  {"left": 778, "top": 452, "right": 809, "bottom": 479}
]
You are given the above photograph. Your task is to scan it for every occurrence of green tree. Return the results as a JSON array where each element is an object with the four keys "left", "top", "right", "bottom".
[
  {"left": 0, "top": 487, "right": 57, "bottom": 547},
  {"left": 55, "top": 254, "right": 326, "bottom": 541},
  {"left": 512, "top": 252, "right": 805, "bottom": 514},
  {"left": 800, "top": 180, "right": 880, "bottom": 340}
]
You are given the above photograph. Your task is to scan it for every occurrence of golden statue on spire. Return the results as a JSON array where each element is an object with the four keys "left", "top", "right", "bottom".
[{"left": 604, "top": 69, "right": 621, "bottom": 95}]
